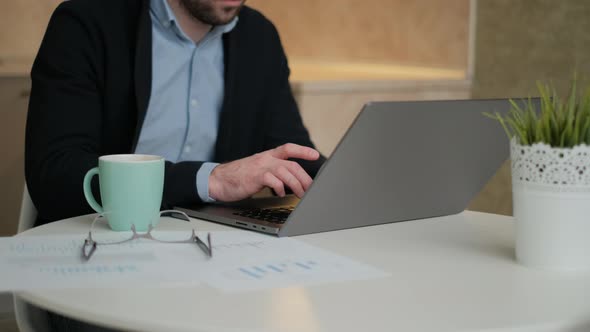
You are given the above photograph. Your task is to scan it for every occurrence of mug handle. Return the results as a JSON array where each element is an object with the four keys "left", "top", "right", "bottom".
[{"left": 83, "top": 167, "right": 103, "bottom": 213}]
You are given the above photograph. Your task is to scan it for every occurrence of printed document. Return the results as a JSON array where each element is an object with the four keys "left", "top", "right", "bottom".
[{"left": 0, "top": 231, "right": 388, "bottom": 292}]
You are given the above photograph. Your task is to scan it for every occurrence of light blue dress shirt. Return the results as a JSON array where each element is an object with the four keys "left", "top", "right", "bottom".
[{"left": 135, "top": 0, "right": 237, "bottom": 202}]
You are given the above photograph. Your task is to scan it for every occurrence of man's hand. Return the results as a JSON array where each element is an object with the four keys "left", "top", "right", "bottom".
[{"left": 209, "top": 143, "right": 320, "bottom": 202}]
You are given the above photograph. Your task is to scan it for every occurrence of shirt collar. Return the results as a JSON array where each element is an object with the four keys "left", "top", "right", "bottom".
[
  {"left": 151, "top": 0, "right": 238, "bottom": 35},
  {"left": 151, "top": 0, "right": 176, "bottom": 27},
  {"left": 219, "top": 16, "right": 238, "bottom": 34}
]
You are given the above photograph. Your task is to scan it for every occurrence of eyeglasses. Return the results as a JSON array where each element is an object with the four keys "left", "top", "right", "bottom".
[{"left": 82, "top": 210, "right": 212, "bottom": 261}]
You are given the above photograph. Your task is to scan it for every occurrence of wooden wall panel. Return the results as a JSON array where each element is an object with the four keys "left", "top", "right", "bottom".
[
  {"left": 0, "top": 0, "right": 61, "bottom": 58},
  {"left": 248, "top": 0, "right": 470, "bottom": 69},
  {"left": 0, "top": 78, "right": 30, "bottom": 236},
  {"left": 0, "top": 0, "right": 469, "bottom": 73},
  {"left": 294, "top": 81, "right": 472, "bottom": 156}
]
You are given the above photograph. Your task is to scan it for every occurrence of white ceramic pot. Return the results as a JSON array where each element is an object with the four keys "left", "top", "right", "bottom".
[{"left": 511, "top": 139, "right": 590, "bottom": 270}]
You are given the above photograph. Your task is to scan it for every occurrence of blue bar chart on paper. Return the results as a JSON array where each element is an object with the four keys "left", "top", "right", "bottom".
[
  {"left": 238, "top": 260, "right": 318, "bottom": 279},
  {"left": 200, "top": 232, "right": 388, "bottom": 292}
]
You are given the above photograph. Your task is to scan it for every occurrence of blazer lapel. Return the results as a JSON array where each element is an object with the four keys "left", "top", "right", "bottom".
[
  {"left": 132, "top": 0, "right": 153, "bottom": 152},
  {"left": 215, "top": 31, "right": 238, "bottom": 162}
]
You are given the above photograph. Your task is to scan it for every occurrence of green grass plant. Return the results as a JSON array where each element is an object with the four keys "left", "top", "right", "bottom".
[{"left": 484, "top": 76, "right": 590, "bottom": 147}]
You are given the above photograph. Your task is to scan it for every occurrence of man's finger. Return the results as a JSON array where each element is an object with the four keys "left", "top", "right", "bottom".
[
  {"left": 270, "top": 143, "right": 320, "bottom": 161},
  {"left": 284, "top": 160, "right": 313, "bottom": 191},
  {"left": 274, "top": 166, "right": 305, "bottom": 198},
  {"left": 262, "top": 171, "right": 285, "bottom": 197}
]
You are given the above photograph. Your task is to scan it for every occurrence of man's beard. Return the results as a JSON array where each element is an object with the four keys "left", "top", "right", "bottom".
[{"left": 180, "top": 0, "right": 244, "bottom": 25}]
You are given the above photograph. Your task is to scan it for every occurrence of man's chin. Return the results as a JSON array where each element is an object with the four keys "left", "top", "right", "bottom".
[{"left": 217, "top": 7, "right": 241, "bottom": 23}]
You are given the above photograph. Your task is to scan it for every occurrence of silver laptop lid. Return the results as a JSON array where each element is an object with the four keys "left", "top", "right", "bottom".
[{"left": 279, "top": 99, "right": 538, "bottom": 236}]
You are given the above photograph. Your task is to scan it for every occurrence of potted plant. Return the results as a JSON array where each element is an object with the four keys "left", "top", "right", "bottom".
[{"left": 485, "top": 77, "right": 590, "bottom": 270}]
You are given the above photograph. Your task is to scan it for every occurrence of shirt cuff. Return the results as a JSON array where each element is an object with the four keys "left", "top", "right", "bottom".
[{"left": 196, "top": 162, "right": 219, "bottom": 203}]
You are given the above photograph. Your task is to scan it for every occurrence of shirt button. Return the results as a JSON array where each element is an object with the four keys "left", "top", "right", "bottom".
[
  {"left": 162, "top": 21, "right": 171, "bottom": 28},
  {"left": 184, "top": 145, "right": 191, "bottom": 153},
  {"left": 190, "top": 99, "right": 198, "bottom": 107}
]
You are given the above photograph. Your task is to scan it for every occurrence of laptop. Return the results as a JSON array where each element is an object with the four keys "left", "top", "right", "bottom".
[{"left": 177, "top": 98, "right": 539, "bottom": 237}]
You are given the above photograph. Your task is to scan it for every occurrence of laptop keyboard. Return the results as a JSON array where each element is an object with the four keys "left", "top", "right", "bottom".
[{"left": 233, "top": 206, "right": 295, "bottom": 224}]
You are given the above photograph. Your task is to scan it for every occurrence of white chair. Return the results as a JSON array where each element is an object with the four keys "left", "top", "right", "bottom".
[
  {"left": 17, "top": 185, "right": 37, "bottom": 233},
  {"left": 13, "top": 185, "right": 50, "bottom": 332}
]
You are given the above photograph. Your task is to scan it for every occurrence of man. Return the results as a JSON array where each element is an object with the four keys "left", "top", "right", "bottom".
[
  {"left": 26, "top": 0, "right": 325, "bottom": 329},
  {"left": 26, "top": 0, "right": 326, "bottom": 227}
]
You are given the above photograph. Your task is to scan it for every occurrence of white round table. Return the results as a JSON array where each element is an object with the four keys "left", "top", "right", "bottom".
[{"left": 17, "top": 211, "right": 590, "bottom": 332}]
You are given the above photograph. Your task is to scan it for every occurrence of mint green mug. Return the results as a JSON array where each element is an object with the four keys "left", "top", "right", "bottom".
[{"left": 83, "top": 154, "right": 165, "bottom": 231}]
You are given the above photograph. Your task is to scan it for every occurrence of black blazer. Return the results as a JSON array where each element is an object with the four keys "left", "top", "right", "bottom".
[{"left": 25, "top": 0, "right": 325, "bottom": 226}]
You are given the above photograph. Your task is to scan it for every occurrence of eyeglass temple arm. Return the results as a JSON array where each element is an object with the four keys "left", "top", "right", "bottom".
[
  {"left": 194, "top": 231, "right": 212, "bottom": 258},
  {"left": 82, "top": 233, "right": 97, "bottom": 261},
  {"left": 82, "top": 214, "right": 104, "bottom": 261}
]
